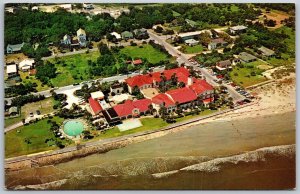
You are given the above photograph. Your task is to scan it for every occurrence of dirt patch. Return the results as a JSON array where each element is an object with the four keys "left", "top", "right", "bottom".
[
  {"left": 262, "top": 10, "right": 290, "bottom": 29},
  {"left": 5, "top": 53, "right": 28, "bottom": 64},
  {"left": 257, "top": 64, "right": 272, "bottom": 70}
]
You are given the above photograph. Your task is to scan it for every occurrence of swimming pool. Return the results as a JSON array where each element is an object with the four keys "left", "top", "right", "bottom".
[{"left": 64, "top": 120, "right": 84, "bottom": 137}]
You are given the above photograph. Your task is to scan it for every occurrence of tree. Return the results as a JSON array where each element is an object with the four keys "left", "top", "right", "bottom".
[
  {"left": 159, "top": 104, "right": 167, "bottom": 120},
  {"left": 36, "top": 61, "right": 57, "bottom": 84},
  {"left": 198, "top": 31, "right": 211, "bottom": 45},
  {"left": 98, "top": 42, "right": 111, "bottom": 55}
]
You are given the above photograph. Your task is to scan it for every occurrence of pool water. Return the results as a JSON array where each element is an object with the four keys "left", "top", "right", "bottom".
[{"left": 64, "top": 120, "right": 84, "bottom": 136}]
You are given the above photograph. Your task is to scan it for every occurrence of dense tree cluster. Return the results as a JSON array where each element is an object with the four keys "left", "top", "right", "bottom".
[
  {"left": 11, "top": 94, "right": 45, "bottom": 107},
  {"left": 5, "top": 82, "right": 37, "bottom": 97},
  {"left": 36, "top": 61, "right": 57, "bottom": 84},
  {"left": 255, "top": 3, "right": 295, "bottom": 13}
]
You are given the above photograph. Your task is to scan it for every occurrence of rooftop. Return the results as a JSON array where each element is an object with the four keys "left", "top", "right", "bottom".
[
  {"left": 113, "top": 99, "right": 152, "bottom": 117},
  {"left": 258, "top": 46, "right": 275, "bottom": 56},
  {"left": 7, "top": 42, "right": 24, "bottom": 52},
  {"left": 189, "top": 79, "right": 214, "bottom": 95},
  {"left": 7, "top": 64, "right": 17, "bottom": 74},
  {"left": 166, "top": 87, "right": 197, "bottom": 104},
  {"left": 152, "top": 93, "right": 175, "bottom": 108},
  {"left": 185, "top": 39, "right": 199, "bottom": 44},
  {"left": 91, "top": 91, "right": 105, "bottom": 100},
  {"left": 230, "top": 25, "right": 248, "bottom": 31},
  {"left": 238, "top": 52, "right": 257, "bottom": 61},
  {"left": 88, "top": 97, "right": 103, "bottom": 115}
]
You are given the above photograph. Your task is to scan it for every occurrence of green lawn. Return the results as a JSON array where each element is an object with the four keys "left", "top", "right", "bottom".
[
  {"left": 47, "top": 51, "right": 100, "bottom": 87},
  {"left": 120, "top": 44, "right": 170, "bottom": 64},
  {"left": 20, "top": 71, "right": 50, "bottom": 92},
  {"left": 5, "top": 97, "right": 56, "bottom": 128},
  {"left": 5, "top": 117, "right": 72, "bottom": 158},
  {"left": 230, "top": 63, "right": 268, "bottom": 87},
  {"left": 97, "top": 108, "right": 223, "bottom": 140},
  {"left": 181, "top": 45, "right": 203, "bottom": 54},
  {"left": 230, "top": 5, "right": 239, "bottom": 12}
]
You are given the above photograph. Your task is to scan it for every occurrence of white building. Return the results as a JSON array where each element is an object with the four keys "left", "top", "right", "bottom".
[
  {"left": 91, "top": 91, "right": 104, "bottom": 100},
  {"left": 19, "top": 59, "right": 35, "bottom": 72},
  {"left": 7, "top": 64, "right": 17, "bottom": 78},
  {"left": 110, "top": 32, "right": 121, "bottom": 40},
  {"left": 184, "top": 39, "right": 199, "bottom": 46}
]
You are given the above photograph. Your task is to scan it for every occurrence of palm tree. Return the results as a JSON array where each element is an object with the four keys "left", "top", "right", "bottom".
[{"left": 148, "top": 104, "right": 154, "bottom": 115}]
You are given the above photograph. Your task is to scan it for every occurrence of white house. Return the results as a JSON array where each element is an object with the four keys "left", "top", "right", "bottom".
[
  {"left": 19, "top": 59, "right": 35, "bottom": 72},
  {"left": 110, "top": 32, "right": 121, "bottom": 40},
  {"left": 7, "top": 64, "right": 17, "bottom": 78},
  {"left": 185, "top": 39, "right": 199, "bottom": 46}
]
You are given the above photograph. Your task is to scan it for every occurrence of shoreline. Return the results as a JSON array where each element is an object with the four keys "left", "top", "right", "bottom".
[{"left": 5, "top": 76, "right": 296, "bottom": 172}]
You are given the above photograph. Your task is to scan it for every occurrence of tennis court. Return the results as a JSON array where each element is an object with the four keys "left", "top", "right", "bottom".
[{"left": 117, "top": 119, "right": 142, "bottom": 131}]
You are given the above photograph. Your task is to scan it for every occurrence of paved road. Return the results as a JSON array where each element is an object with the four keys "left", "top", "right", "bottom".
[{"left": 147, "top": 30, "right": 245, "bottom": 102}]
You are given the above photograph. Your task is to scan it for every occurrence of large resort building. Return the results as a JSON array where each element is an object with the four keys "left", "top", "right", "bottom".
[{"left": 88, "top": 67, "right": 215, "bottom": 124}]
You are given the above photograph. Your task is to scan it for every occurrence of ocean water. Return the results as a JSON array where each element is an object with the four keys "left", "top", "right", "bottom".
[{"left": 6, "top": 112, "right": 296, "bottom": 190}]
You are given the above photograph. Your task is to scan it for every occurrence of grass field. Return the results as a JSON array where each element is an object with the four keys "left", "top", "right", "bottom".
[
  {"left": 19, "top": 71, "right": 50, "bottom": 92},
  {"left": 120, "top": 44, "right": 170, "bottom": 64},
  {"left": 5, "top": 116, "right": 72, "bottom": 158},
  {"left": 181, "top": 45, "right": 203, "bottom": 54},
  {"left": 230, "top": 62, "right": 268, "bottom": 87},
  {"left": 47, "top": 51, "right": 99, "bottom": 87},
  {"left": 5, "top": 98, "right": 55, "bottom": 128}
]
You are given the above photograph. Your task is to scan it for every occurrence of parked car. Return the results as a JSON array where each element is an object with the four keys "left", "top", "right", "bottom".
[
  {"left": 29, "top": 112, "right": 34, "bottom": 117},
  {"left": 36, "top": 110, "right": 41, "bottom": 115}
]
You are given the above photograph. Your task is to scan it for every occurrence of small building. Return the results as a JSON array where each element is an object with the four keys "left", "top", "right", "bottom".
[
  {"left": 178, "top": 30, "right": 212, "bottom": 41},
  {"left": 110, "top": 32, "right": 121, "bottom": 40},
  {"left": 29, "top": 69, "right": 37, "bottom": 76},
  {"left": 121, "top": 31, "right": 134, "bottom": 40},
  {"left": 6, "top": 42, "right": 24, "bottom": 54},
  {"left": 83, "top": 3, "right": 94, "bottom": 9},
  {"left": 184, "top": 39, "right": 199, "bottom": 46},
  {"left": 62, "top": 34, "right": 71, "bottom": 45},
  {"left": 110, "top": 82, "right": 124, "bottom": 95},
  {"left": 133, "top": 28, "right": 148, "bottom": 39},
  {"left": 258, "top": 46, "right": 275, "bottom": 57},
  {"left": 110, "top": 94, "right": 132, "bottom": 104},
  {"left": 216, "top": 60, "right": 232, "bottom": 71},
  {"left": 238, "top": 52, "right": 257, "bottom": 63},
  {"left": 229, "top": 25, "right": 248, "bottom": 35},
  {"left": 6, "top": 64, "right": 18, "bottom": 78},
  {"left": 102, "top": 108, "right": 121, "bottom": 125},
  {"left": 77, "top": 28, "right": 87, "bottom": 47},
  {"left": 19, "top": 59, "right": 35, "bottom": 72},
  {"left": 59, "top": 4, "right": 72, "bottom": 11},
  {"left": 31, "top": 6, "right": 39, "bottom": 11},
  {"left": 185, "top": 19, "right": 198, "bottom": 28},
  {"left": 88, "top": 97, "right": 103, "bottom": 115},
  {"left": 132, "top": 59, "right": 143, "bottom": 66},
  {"left": 8, "top": 106, "right": 18, "bottom": 116},
  {"left": 207, "top": 38, "right": 227, "bottom": 50},
  {"left": 90, "top": 91, "right": 105, "bottom": 100}
]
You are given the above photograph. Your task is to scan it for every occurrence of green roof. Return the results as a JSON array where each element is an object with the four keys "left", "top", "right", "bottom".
[
  {"left": 121, "top": 31, "right": 133, "bottom": 38},
  {"left": 258, "top": 46, "right": 275, "bottom": 56}
]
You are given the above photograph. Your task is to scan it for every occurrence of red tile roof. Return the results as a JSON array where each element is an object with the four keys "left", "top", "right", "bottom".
[
  {"left": 133, "top": 59, "right": 143, "bottom": 65},
  {"left": 166, "top": 87, "right": 197, "bottom": 104},
  {"left": 152, "top": 93, "right": 175, "bottom": 108},
  {"left": 125, "top": 67, "right": 190, "bottom": 88},
  {"left": 203, "top": 97, "right": 214, "bottom": 104},
  {"left": 189, "top": 79, "right": 214, "bottom": 95},
  {"left": 29, "top": 69, "right": 37, "bottom": 75},
  {"left": 113, "top": 99, "right": 152, "bottom": 117},
  {"left": 88, "top": 97, "right": 103, "bottom": 114}
]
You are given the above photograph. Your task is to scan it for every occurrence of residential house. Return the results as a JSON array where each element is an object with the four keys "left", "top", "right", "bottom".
[
  {"left": 258, "top": 46, "right": 275, "bottom": 57},
  {"left": 62, "top": 34, "right": 71, "bottom": 45},
  {"left": 110, "top": 32, "right": 122, "bottom": 40},
  {"left": 121, "top": 31, "right": 134, "bottom": 40},
  {"left": 8, "top": 106, "right": 18, "bottom": 116},
  {"left": 77, "top": 28, "right": 87, "bottom": 47},
  {"left": 83, "top": 3, "right": 94, "bottom": 9},
  {"left": 185, "top": 39, "right": 199, "bottom": 46},
  {"left": 59, "top": 4, "right": 72, "bottom": 11},
  {"left": 207, "top": 38, "right": 227, "bottom": 50},
  {"left": 6, "top": 64, "right": 18, "bottom": 78},
  {"left": 133, "top": 28, "right": 148, "bottom": 39},
  {"left": 188, "top": 79, "right": 214, "bottom": 107},
  {"left": 19, "top": 59, "right": 35, "bottom": 72},
  {"left": 238, "top": 52, "right": 257, "bottom": 63},
  {"left": 132, "top": 59, "right": 143, "bottom": 66},
  {"left": 110, "top": 82, "right": 124, "bottom": 95},
  {"left": 113, "top": 99, "right": 152, "bottom": 120},
  {"left": 229, "top": 25, "right": 248, "bottom": 35},
  {"left": 6, "top": 42, "right": 24, "bottom": 54},
  {"left": 216, "top": 60, "right": 232, "bottom": 71},
  {"left": 178, "top": 30, "right": 212, "bottom": 41},
  {"left": 185, "top": 19, "right": 198, "bottom": 28}
]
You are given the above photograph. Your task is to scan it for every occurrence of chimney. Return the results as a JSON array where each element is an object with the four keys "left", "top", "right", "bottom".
[{"left": 187, "top": 75, "right": 193, "bottom": 86}]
